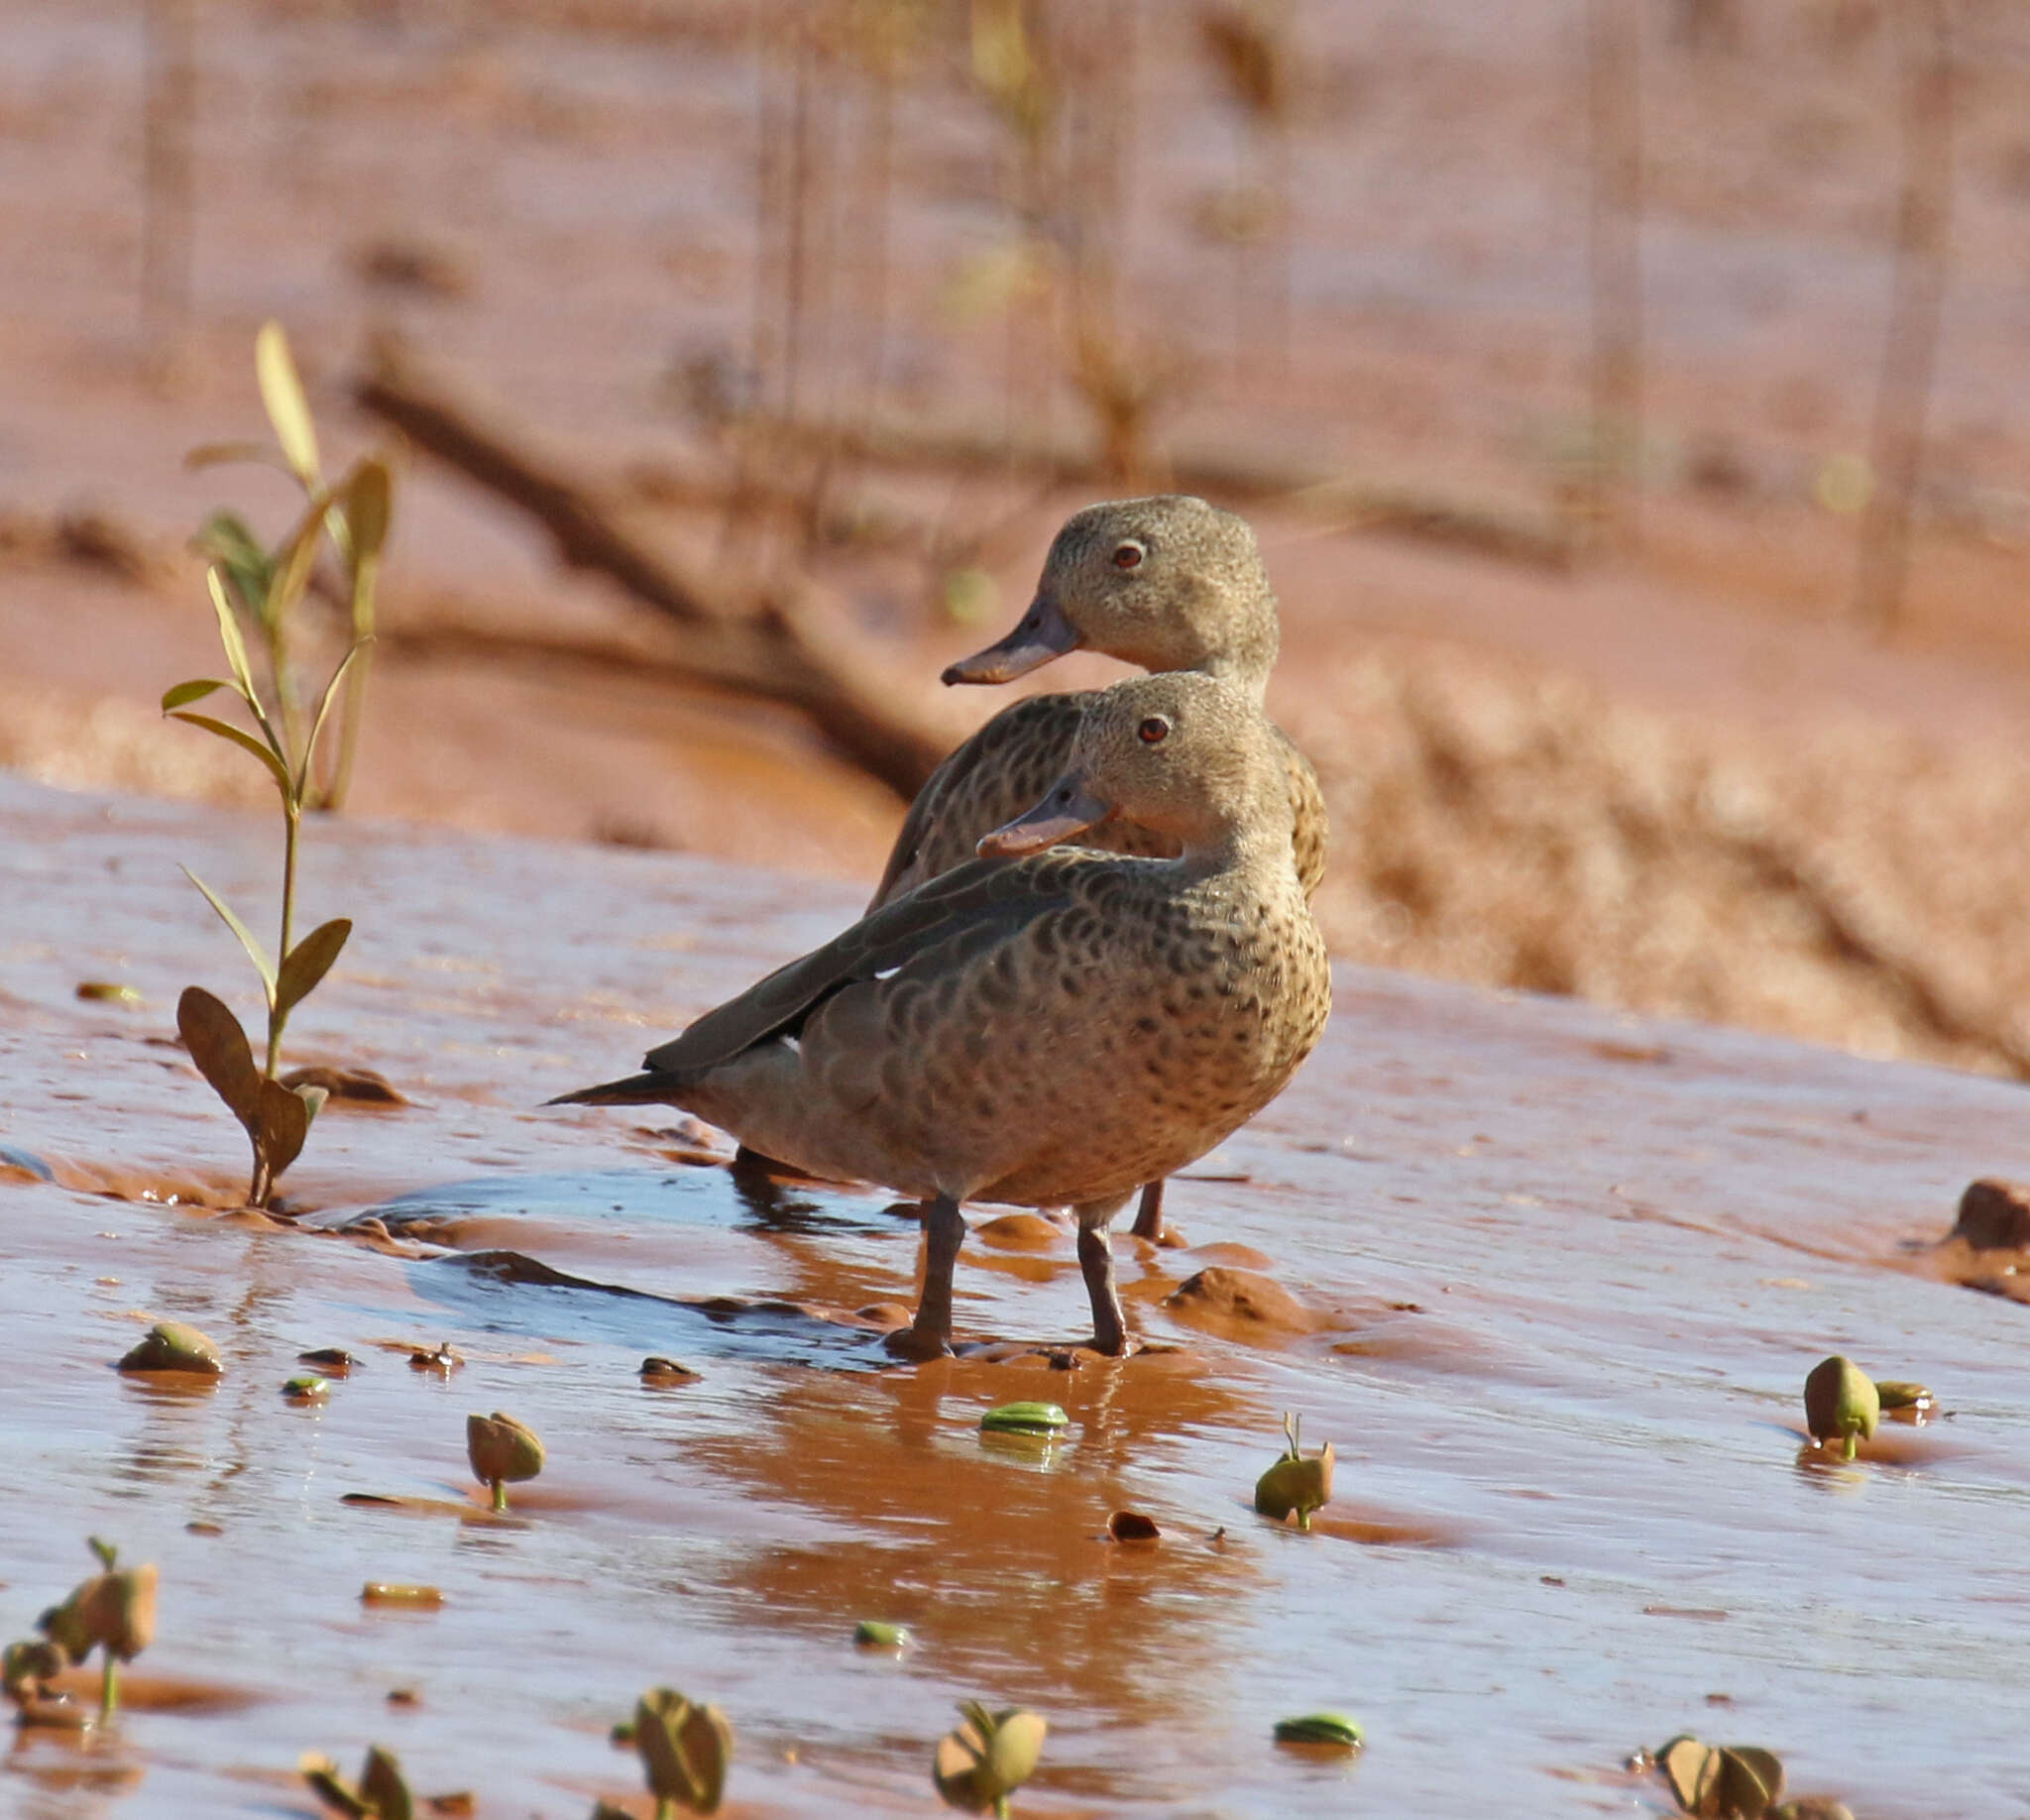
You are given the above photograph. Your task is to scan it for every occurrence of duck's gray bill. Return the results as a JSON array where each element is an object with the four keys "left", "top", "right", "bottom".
[
  {"left": 976, "top": 777, "right": 1112, "bottom": 857},
  {"left": 942, "top": 594, "right": 1080, "bottom": 685}
]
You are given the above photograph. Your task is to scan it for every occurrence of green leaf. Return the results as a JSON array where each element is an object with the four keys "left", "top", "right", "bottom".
[
  {"left": 176, "top": 985, "right": 263, "bottom": 1130},
  {"left": 257, "top": 1077, "right": 311, "bottom": 1188},
  {"left": 255, "top": 320, "right": 321, "bottom": 487},
  {"left": 180, "top": 868, "right": 278, "bottom": 999},
  {"left": 295, "top": 1082, "right": 329, "bottom": 1129},
  {"left": 276, "top": 918, "right": 351, "bottom": 1018},
  {"left": 205, "top": 565, "right": 259, "bottom": 704},
  {"left": 265, "top": 485, "right": 332, "bottom": 637},
  {"left": 297, "top": 640, "right": 369, "bottom": 797},
  {"left": 161, "top": 678, "right": 228, "bottom": 712},
  {"left": 169, "top": 712, "right": 292, "bottom": 803},
  {"left": 343, "top": 458, "right": 393, "bottom": 565},
  {"left": 191, "top": 511, "right": 275, "bottom": 620}
]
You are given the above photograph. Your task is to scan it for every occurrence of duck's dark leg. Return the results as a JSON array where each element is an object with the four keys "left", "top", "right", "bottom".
[
  {"left": 1128, "top": 1178, "right": 1167, "bottom": 1242},
  {"left": 1073, "top": 1195, "right": 1134, "bottom": 1355},
  {"left": 887, "top": 1194, "right": 965, "bottom": 1361}
]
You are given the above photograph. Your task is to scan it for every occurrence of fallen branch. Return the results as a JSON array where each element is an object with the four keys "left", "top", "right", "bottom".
[{"left": 352, "top": 346, "right": 951, "bottom": 801}]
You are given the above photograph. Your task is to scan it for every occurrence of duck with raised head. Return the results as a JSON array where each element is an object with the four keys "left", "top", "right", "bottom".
[
  {"left": 553, "top": 670, "right": 1331, "bottom": 1360},
  {"left": 873, "top": 494, "right": 1328, "bottom": 1241}
]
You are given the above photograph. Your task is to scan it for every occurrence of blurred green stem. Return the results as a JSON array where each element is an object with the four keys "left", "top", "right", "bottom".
[
  {"left": 268, "top": 800, "right": 299, "bottom": 1079},
  {"left": 328, "top": 551, "right": 378, "bottom": 811}
]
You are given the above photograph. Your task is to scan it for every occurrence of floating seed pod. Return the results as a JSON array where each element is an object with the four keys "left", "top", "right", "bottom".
[
  {"left": 75, "top": 981, "right": 142, "bottom": 1004},
  {"left": 1107, "top": 1511, "right": 1161, "bottom": 1543},
  {"left": 1273, "top": 1713, "right": 1364, "bottom": 1751},
  {"left": 1802, "top": 1357, "right": 1878, "bottom": 1462},
  {"left": 1658, "top": 1734, "right": 1785, "bottom": 1819},
  {"left": 639, "top": 1356, "right": 700, "bottom": 1386},
  {"left": 933, "top": 1701, "right": 1048, "bottom": 1816},
  {"left": 589, "top": 1804, "right": 636, "bottom": 1820},
  {"left": 466, "top": 1412, "right": 544, "bottom": 1512},
  {"left": 284, "top": 1375, "right": 331, "bottom": 1403},
  {"left": 853, "top": 1621, "right": 910, "bottom": 1649},
  {"left": 1874, "top": 1380, "right": 1933, "bottom": 1416},
  {"left": 979, "top": 1402, "right": 1067, "bottom": 1436},
  {"left": 299, "top": 1348, "right": 357, "bottom": 1374},
  {"left": 361, "top": 1583, "right": 443, "bottom": 1610},
  {"left": 118, "top": 1320, "right": 223, "bottom": 1375},
  {"left": 408, "top": 1343, "right": 461, "bottom": 1374},
  {"left": 632, "top": 1686, "right": 733, "bottom": 1815},
  {"left": 1254, "top": 1412, "right": 1334, "bottom": 1529}
]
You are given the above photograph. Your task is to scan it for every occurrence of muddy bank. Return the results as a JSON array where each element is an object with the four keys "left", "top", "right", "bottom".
[
  {"left": 4, "top": 772, "right": 2030, "bottom": 1816},
  {"left": 11, "top": 2, "right": 2030, "bottom": 1090}
]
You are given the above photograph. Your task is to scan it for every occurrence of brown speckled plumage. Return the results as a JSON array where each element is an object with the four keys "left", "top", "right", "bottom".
[
  {"left": 557, "top": 673, "right": 1331, "bottom": 1354},
  {"left": 872, "top": 496, "right": 1328, "bottom": 909}
]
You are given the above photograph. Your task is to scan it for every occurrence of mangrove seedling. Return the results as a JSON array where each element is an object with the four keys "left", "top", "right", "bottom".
[
  {"left": 466, "top": 1412, "right": 545, "bottom": 1512},
  {"left": 1656, "top": 1734, "right": 1786, "bottom": 1820},
  {"left": 629, "top": 1686, "right": 733, "bottom": 1816},
  {"left": 167, "top": 323, "right": 393, "bottom": 1207},
  {"left": 933, "top": 1701, "right": 1048, "bottom": 1817},
  {"left": 35, "top": 1537, "right": 158, "bottom": 1721},
  {"left": 186, "top": 320, "right": 393, "bottom": 813},
  {"left": 1254, "top": 1411, "right": 1334, "bottom": 1529},
  {"left": 1803, "top": 1357, "right": 1879, "bottom": 1461},
  {"left": 301, "top": 1743, "right": 416, "bottom": 1820}
]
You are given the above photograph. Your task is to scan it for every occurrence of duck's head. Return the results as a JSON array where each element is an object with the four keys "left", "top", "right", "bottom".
[
  {"left": 977, "top": 671, "right": 1292, "bottom": 860},
  {"left": 942, "top": 496, "right": 1279, "bottom": 698}
]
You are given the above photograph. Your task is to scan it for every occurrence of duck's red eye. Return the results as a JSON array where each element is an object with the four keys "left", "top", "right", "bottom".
[
  {"left": 1112, "top": 541, "right": 1144, "bottom": 571},
  {"left": 1138, "top": 715, "right": 1170, "bottom": 744}
]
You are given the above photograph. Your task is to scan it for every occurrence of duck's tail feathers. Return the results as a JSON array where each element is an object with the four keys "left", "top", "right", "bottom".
[{"left": 546, "top": 1072, "right": 673, "bottom": 1108}]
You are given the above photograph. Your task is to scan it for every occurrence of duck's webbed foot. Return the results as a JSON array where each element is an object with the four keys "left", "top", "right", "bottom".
[
  {"left": 1074, "top": 1198, "right": 1133, "bottom": 1355},
  {"left": 889, "top": 1194, "right": 965, "bottom": 1362},
  {"left": 883, "top": 1322, "right": 956, "bottom": 1363}
]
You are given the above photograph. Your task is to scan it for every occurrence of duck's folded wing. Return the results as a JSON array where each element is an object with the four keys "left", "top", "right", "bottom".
[
  {"left": 869, "top": 693, "right": 1090, "bottom": 908},
  {"left": 647, "top": 853, "right": 1078, "bottom": 1081}
]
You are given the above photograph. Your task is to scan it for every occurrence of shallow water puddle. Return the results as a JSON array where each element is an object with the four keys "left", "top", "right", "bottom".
[{"left": 7, "top": 774, "right": 2030, "bottom": 1816}]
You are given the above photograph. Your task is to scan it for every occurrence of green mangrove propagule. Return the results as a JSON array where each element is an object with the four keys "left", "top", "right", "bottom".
[
  {"left": 932, "top": 1700, "right": 1049, "bottom": 1818},
  {"left": 465, "top": 1412, "right": 545, "bottom": 1513},
  {"left": 1801, "top": 1356, "right": 1879, "bottom": 1462},
  {"left": 28, "top": 1536, "right": 158, "bottom": 1722},
  {"left": 165, "top": 321, "right": 395, "bottom": 1208},
  {"left": 628, "top": 1686, "right": 733, "bottom": 1817},
  {"left": 1254, "top": 1411, "right": 1334, "bottom": 1529}
]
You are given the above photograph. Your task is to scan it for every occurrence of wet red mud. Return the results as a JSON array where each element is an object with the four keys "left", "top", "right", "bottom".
[{"left": 7, "top": 772, "right": 2030, "bottom": 1818}]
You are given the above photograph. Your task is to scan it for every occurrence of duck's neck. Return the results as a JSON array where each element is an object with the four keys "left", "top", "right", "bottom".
[
  {"left": 1178, "top": 795, "right": 1297, "bottom": 883},
  {"left": 1191, "top": 598, "right": 1279, "bottom": 706}
]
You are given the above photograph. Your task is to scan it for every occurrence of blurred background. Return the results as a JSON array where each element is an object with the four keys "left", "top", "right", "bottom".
[{"left": 6, "top": 0, "right": 2030, "bottom": 1078}]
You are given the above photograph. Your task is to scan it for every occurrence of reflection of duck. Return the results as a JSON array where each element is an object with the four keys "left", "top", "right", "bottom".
[
  {"left": 874, "top": 496, "right": 1327, "bottom": 1243},
  {"left": 555, "top": 672, "right": 1331, "bottom": 1359}
]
